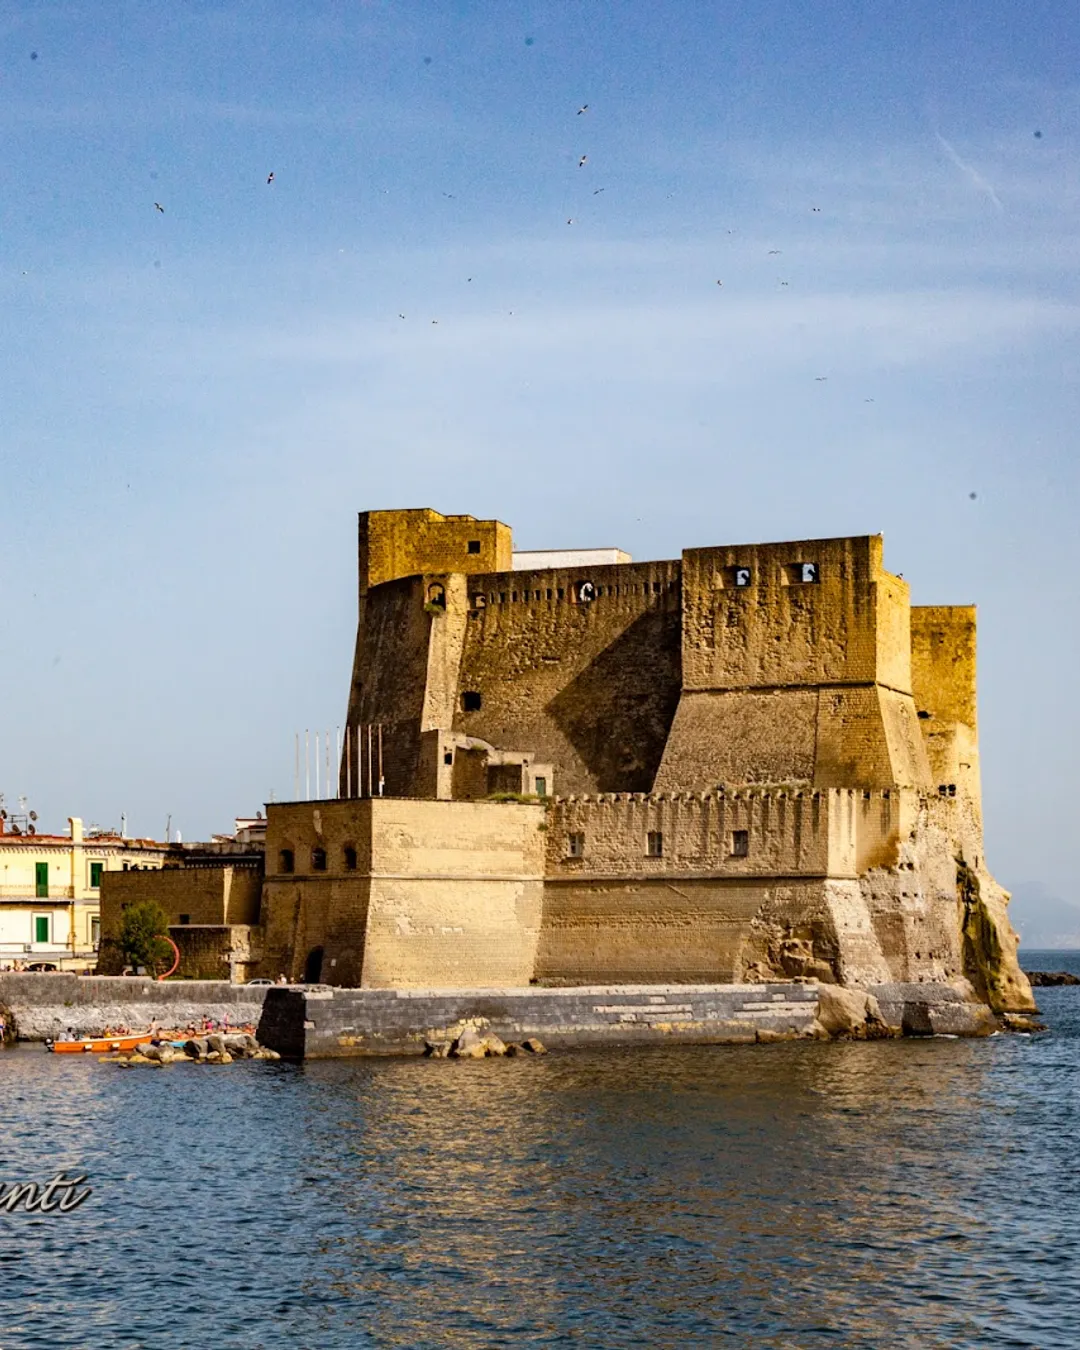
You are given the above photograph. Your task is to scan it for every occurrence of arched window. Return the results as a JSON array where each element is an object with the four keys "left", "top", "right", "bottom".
[
  {"left": 343, "top": 845, "right": 357, "bottom": 871},
  {"left": 279, "top": 848, "right": 294, "bottom": 874},
  {"left": 311, "top": 847, "right": 327, "bottom": 871}
]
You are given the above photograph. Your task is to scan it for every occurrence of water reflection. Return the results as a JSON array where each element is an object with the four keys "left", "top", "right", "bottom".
[{"left": 1, "top": 1001, "right": 1079, "bottom": 1347}]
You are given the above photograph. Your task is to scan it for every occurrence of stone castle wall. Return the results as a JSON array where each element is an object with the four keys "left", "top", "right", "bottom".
[{"left": 261, "top": 798, "right": 544, "bottom": 990}]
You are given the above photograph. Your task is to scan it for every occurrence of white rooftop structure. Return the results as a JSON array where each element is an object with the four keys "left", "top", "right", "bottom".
[{"left": 511, "top": 548, "right": 632, "bottom": 571}]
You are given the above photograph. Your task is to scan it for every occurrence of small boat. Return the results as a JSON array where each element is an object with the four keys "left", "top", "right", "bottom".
[{"left": 46, "top": 1034, "right": 150, "bottom": 1054}]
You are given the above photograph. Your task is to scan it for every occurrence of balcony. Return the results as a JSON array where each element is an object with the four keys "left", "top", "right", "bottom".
[{"left": 0, "top": 885, "right": 77, "bottom": 900}]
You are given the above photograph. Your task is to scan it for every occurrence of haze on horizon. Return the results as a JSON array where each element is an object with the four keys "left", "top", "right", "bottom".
[{"left": 1, "top": 1, "right": 1077, "bottom": 944}]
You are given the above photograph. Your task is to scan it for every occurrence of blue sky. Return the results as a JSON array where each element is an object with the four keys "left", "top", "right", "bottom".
[{"left": 1, "top": 2, "right": 1078, "bottom": 941}]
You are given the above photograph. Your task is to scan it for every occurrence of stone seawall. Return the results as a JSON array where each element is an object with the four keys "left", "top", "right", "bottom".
[
  {"left": 0, "top": 973, "right": 269, "bottom": 1040},
  {"left": 256, "top": 982, "right": 824, "bottom": 1057},
  {"left": 0, "top": 973, "right": 1001, "bottom": 1050}
]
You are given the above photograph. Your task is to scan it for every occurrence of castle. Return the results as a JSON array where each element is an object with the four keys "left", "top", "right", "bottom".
[{"left": 247, "top": 508, "right": 1031, "bottom": 1012}]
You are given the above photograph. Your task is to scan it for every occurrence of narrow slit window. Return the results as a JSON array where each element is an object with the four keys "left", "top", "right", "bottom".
[{"left": 343, "top": 846, "right": 358, "bottom": 871}]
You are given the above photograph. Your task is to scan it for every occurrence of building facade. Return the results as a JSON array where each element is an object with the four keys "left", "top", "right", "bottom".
[{"left": 0, "top": 816, "right": 167, "bottom": 970}]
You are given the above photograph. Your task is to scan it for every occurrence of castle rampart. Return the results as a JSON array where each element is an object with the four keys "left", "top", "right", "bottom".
[{"left": 273, "top": 508, "right": 1033, "bottom": 1013}]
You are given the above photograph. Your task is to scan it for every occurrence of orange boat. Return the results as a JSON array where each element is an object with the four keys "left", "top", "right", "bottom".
[{"left": 46, "top": 1034, "right": 149, "bottom": 1054}]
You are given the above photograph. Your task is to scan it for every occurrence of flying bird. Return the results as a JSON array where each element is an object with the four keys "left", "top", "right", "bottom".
[
  {"left": 811, "top": 206, "right": 821, "bottom": 212},
  {"left": 577, "top": 105, "right": 589, "bottom": 114},
  {"left": 566, "top": 217, "right": 575, "bottom": 225},
  {"left": 578, "top": 155, "right": 588, "bottom": 167},
  {"left": 716, "top": 280, "right": 723, "bottom": 286},
  {"left": 593, "top": 187, "right": 606, "bottom": 194},
  {"left": 969, "top": 491, "right": 978, "bottom": 499},
  {"left": 768, "top": 249, "right": 781, "bottom": 255},
  {"left": 779, "top": 280, "right": 789, "bottom": 286},
  {"left": 266, "top": 172, "right": 275, "bottom": 184},
  {"left": 815, "top": 376, "right": 828, "bottom": 381},
  {"left": 154, "top": 202, "right": 165, "bottom": 212}
]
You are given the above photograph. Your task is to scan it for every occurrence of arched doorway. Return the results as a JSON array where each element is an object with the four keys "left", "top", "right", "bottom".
[{"left": 303, "top": 946, "right": 324, "bottom": 984}]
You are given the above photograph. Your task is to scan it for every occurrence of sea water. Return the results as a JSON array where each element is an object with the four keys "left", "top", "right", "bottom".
[{"left": 1, "top": 956, "right": 1078, "bottom": 1349}]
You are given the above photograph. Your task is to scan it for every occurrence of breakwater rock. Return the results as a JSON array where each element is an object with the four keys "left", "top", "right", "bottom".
[
  {"left": 115, "top": 1033, "right": 282, "bottom": 1067},
  {"left": 1025, "top": 970, "right": 1080, "bottom": 987}
]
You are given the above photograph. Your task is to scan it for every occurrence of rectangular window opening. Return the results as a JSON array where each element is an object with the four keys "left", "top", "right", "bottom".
[
  {"left": 646, "top": 831, "right": 663, "bottom": 858},
  {"left": 179, "top": 914, "right": 190, "bottom": 925},
  {"left": 279, "top": 849, "right": 295, "bottom": 874},
  {"left": 343, "top": 846, "right": 358, "bottom": 871},
  {"left": 35, "top": 862, "right": 49, "bottom": 898},
  {"left": 462, "top": 690, "right": 482, "bottom": 712},
  {"left": 89, "top": 861, "right": 104, "bottom": 889},
  {"left": 535, "top": 776, "right": 548, "bottom": 798},
  {"left": 34, "top": 914, "right": 50, "bottom": 944},
  {"left": 311, "top": 848, "right": 327, "bottom": 872},
  {"left": 731, "top": 830, "right": 749, "bottom": 858},
  {"left": 566, "top": 832, "right": 585, "bottom": 858},
  {"left": 467, "top": 539, "right": 481, "bottom": 554}
]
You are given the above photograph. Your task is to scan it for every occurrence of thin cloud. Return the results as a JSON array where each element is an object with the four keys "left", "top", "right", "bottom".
[{"left": 935, "top": 132, "right": 1004, "bottom": 212}]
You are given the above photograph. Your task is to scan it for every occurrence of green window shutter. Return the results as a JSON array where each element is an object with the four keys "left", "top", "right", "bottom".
[
  {"left": 35, "top": 862, "right": 49, "bottom": 898},
  {"left": 34, "top": 914, "right": 50, "bottom": 943},
  {"left": 90, "top": 862, "right": 103, "bottom": 888}
]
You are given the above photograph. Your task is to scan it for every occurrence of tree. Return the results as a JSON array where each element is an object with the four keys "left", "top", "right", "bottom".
[{"left": 118, "top": 901, "right": 172, "bottom": 976}]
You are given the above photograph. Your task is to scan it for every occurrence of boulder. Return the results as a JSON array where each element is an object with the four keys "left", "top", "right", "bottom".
[
  {"left": 183, "top": 1038, "right": 209, "bottom": 1060},
  {"left": 450, "top": 1026, "right": 487, "bottom": 1059},
  {"left": 1003, "top": 1013, "right": 1047, "bottom": 1033},
  {"left": 816, "top": 986, "right": 881, "bottom": 1038},
  {"left": 481, "top": 1034, "right": 508, "bottom": 1057},
  {"left": 520, "top": 1037, "right": 547, "bottom": 1055},
  {"left": 222, "top": 1034, "right": 258, "bottom": 1058},
  {"left": 504, "top": 1043, "right": 523, "bottom": 1056},
  {"left": 424, "top": 1040, "right": 452, "bottom": 1058},
  {"left": 206, "top": 1034, "right": 226, "bottom": 1055}
]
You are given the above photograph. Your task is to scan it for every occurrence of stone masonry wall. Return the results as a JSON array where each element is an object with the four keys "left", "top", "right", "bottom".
[
  {"left": 453, "top": 560, "right": 683, "bottom": 795},
  {"left": 0, "top": 972, "right": 268, "bottom": 1040},
  {"left": 256, "top": 982, "right": 822, "bottom": 1057}
]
